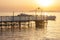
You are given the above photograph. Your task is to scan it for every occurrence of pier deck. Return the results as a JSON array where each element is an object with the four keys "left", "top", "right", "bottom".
[{"left": 0, "top": 15, "right": 56, "bottom": 22}]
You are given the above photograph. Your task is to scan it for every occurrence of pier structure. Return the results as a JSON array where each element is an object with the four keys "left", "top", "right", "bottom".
[{"left": 0, "top": 13, "right": 56, "bottom": 30}]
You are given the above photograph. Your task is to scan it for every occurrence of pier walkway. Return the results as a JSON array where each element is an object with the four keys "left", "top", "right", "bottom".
[{"left": 0, "top": 15, "right": 56, "bottom": 22}]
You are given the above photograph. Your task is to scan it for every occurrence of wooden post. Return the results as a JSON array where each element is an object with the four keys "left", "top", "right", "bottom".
[
  {"left": 19, "top": 21, "right": 21, "bottom": 30},
  {"left": 11, "top": 11, "right": 15, "bottom": 31},
  {"left": 4, "top": 22, "right": 7, "bottom": 30},
  {"left": 28, "top": 21, "right": 30, "bottom": 28},
  {"left": 11, "top": 22, "right": 14, "bottom": 31},
  {"left": 1, "top": 16, "right": 2, "bottom": 30},
  {"left": 28, "top": 16, "right": 30, "bottom": 28},
  {"left": 35, "top": 20, "right": 45, "bottom": 28},
  {"left": 11, "top": 22, "right": 12, "bottom": 30},
  {"left": 19, "top": 14, "right": 21, "bottom": 30},
  {"left": 6, "top": 16, "right": 9, "bottom": 29}
]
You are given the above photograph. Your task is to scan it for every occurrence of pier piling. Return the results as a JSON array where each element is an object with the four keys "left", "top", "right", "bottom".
[
  {"left": 19, "top": 22, "right": 21, "bottom": 30},
  {"left": 35, "top": 20, "right": 45, "bottom": 28}
]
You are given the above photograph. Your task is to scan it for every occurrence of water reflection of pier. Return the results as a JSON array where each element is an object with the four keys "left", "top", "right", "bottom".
[{"left": 0, "top": 14, "right": 56, "bottom": 30}]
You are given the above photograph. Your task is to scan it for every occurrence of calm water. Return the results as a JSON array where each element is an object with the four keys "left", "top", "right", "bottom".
[{"left": 0, "top": 12, "right": 60, "bottom": 40}]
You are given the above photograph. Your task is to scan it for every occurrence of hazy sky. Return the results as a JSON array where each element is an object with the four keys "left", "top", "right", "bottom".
[{"left": 0, "top": 0, "right": 60, "bottom": 12}]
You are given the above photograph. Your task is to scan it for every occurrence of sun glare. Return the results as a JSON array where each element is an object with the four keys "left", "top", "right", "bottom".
[{"left": 35, "top": 0, "right": 54, "bottom": 7}]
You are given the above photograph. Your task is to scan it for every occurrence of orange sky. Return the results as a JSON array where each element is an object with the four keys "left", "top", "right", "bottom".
[{"left": 0, "top": 0, "right": 60, "bottom": 12}]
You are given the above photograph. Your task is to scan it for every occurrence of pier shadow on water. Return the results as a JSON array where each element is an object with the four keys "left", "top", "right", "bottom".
[{"left": 0, "top": 21, "right": 49, "bottom": 40}]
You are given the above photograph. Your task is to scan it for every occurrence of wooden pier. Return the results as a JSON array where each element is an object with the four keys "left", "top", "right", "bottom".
[{"left": 0, "top": 14, "right": 56, "bottom": 30}]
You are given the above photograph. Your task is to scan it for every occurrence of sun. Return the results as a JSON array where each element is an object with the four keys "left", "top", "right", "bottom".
[{"left": 35, "top": 0, "right": 54, "bottom": 7}]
